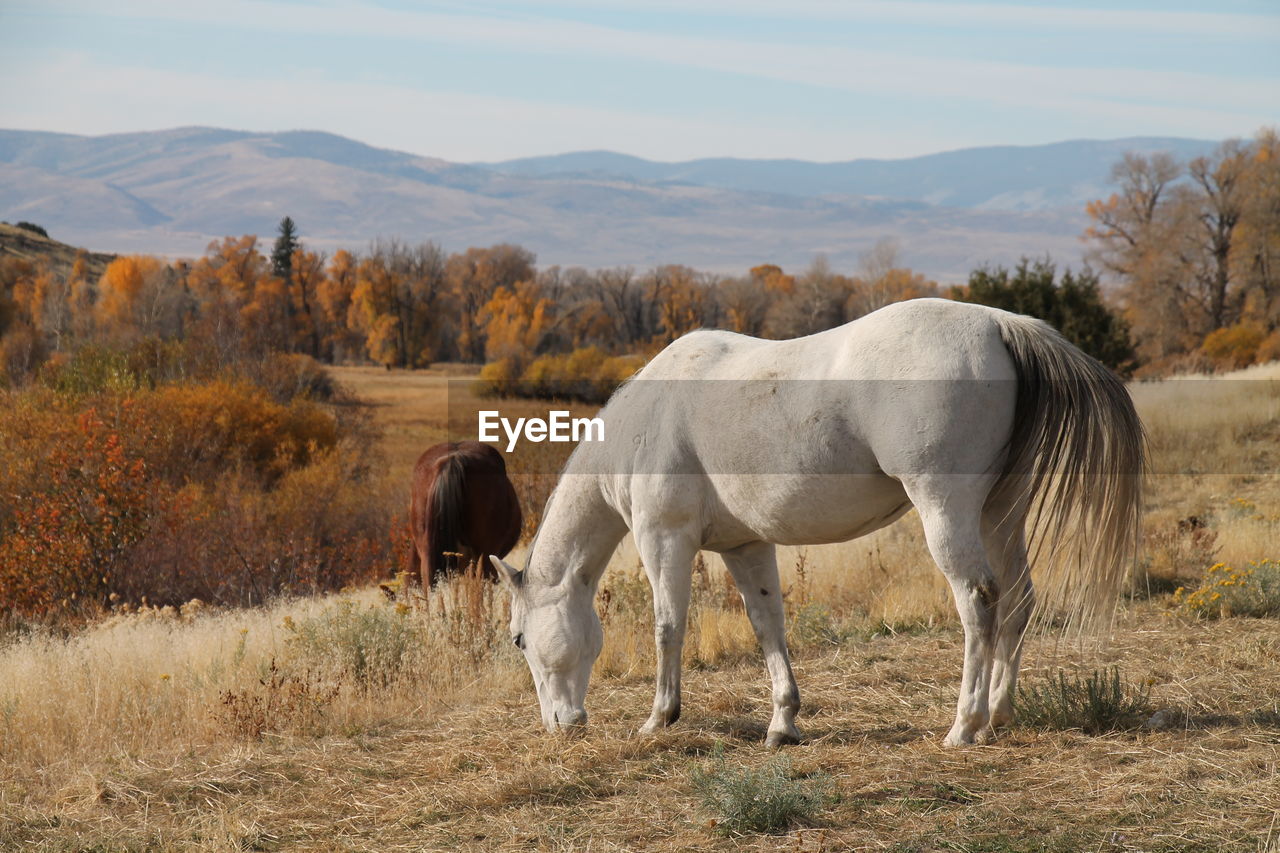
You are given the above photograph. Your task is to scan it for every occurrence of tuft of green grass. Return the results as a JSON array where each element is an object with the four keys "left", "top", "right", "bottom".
[
  {"left": 690, "top": 744, "right": 832, "bottom": 835},
  {"left": 1015, "top": 667, "right": 1152, "bottom": 734},
  {"left": 788, "top": 603, "right": 850, "bottom": 647}
]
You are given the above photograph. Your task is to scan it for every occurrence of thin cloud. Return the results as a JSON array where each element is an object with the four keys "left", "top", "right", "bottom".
[
  {"left": 5, "top": 52, "right": 943, "bottom": 161},
  {"left": 14, "top": 0, "right": 1278, "bottom": 123},
  {"left": 491, "top": 0, "right": 1280, "bottom": 39}
]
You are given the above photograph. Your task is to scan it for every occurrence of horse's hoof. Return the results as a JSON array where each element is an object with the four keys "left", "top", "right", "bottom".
[
  {"left": 765, "top": 729, "right": 801, "bottom": 749},
  {"left": 638, "top": 715, "right": 672, "bottom": 735}
]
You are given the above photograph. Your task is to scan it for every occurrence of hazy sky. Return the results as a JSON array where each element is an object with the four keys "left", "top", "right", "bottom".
[{"left": 1, "top": 0, "right": 1276, "bottom": 162}]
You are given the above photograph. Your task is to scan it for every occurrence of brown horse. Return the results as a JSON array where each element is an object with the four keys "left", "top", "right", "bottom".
[{"left": 408, "top": 441, "right": 522, "bottom": 586}]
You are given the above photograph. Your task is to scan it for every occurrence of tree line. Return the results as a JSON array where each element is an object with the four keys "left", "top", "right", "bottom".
[
  {"left": 3, "top": 126, "right": 1276, "bottom": 389},
  {"left": 1087, "top": 128, "right": 1280, "bottom": 373},
  {"left": 0, "top": 224, "right": 950, "bottom": 387}
]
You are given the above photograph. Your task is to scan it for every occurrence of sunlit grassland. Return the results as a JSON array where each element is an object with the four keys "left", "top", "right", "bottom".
[{"left": 2, "top": 364, "right": 1279, "bottom": 851}]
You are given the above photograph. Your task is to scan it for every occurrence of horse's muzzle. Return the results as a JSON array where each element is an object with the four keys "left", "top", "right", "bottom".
[{"left": 553, "top": 708, "right": 588, "bottom": 731}]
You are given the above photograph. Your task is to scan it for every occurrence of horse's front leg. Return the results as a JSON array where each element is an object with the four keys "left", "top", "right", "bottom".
[
  {"left": 721, "top": 541, "right": 801, "bottom": 747},
  {"left": 636, "top": 531, "right": 696, "bottom": 734}
]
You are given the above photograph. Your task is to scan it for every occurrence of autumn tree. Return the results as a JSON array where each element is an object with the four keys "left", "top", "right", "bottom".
[
  {"left": 447, "top": 245, "right": 536, "bottom": 362},
  {"left": 96, "top": 255, "right": 186, "bottom": 340},
  {"left": 67, "top": 252, "right": 96, "bottom": 341},
  {"left": 0, "top": 258, "right": 46, "bottom": 383},
  {"left": 847, "top": 238, "right": 939, "bottom": 319},
  {"left": 1234, "top": 129, "right": 1280, "bottom": 335},
  {"left": 648, "top": 265, "right": 707, "bottom": 347},
  {"left": 347, "top": 240, "right": 447, "bottom": 367},
  {"left": 595, "top": 267, "right": 650, "bottom": 349},
  {"left": 316, "top": 249, "right": 363, "bottom": 361},
  {"left": 1085, "top": 132, "right": 1280, "bottom": 369},
  {"left": 544, "top": 267, "right": 617, "bottom": 351},
  {"left": 290, "top": 248, "right": 326, "bottom": 358},
  {"left": 188, "top": 235, "right": 269, "bottom": 306},
  {"left": 718, "top": 275, "right": 770, "bottom": 335},
  {"left": 182, "top": 236, "right": 269, "bottom": 362},
  {"left": 765, "top": 255, "right": 850, "bottom": 338},
  {"left": 479, "top": 279, "right": 556, "bottom": 363},
  {"left": 749, "top": 263, "right": 796, "bottom": 296}
]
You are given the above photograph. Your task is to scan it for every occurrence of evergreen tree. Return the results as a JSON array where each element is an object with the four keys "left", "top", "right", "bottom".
[
  {"left": 271, "top": 216, "right": 300, "bottom": 282},
  {"left": 954, "top": 258, "right": 1136, "bottom": 373}
]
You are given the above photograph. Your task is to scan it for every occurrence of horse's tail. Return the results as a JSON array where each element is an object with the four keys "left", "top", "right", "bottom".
[
  {"left": 424, "top": 452, "right": 466, "bottom": 584},
  {"left": 991, "top": 311, "right": 1145, "bottom": 631}
]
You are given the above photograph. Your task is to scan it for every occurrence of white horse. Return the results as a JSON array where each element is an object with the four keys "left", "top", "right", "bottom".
[{"left": 490, "top": 298, "right": 1143, "bottom": 747}]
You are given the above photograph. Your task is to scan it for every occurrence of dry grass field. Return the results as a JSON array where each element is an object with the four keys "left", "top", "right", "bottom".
[{"left": 2, "top": 364, "right": 1279, "bottom": 851}]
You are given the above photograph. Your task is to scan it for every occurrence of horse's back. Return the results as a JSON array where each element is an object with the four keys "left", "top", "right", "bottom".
[
  {"left": 410, "top": 441, "right": 521, "bottom": 583},
  {"left": 595, "top": 299, "right": 1021, "bottom": 548},
  {"left": 615, "top": 299, "right": 1017, "bottom": 465}
]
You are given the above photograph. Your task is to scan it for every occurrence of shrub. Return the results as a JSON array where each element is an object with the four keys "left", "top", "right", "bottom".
[
  {"left": 789, "top": 603, "right": 855, "bottom": 648},
  {"left": 475, "top": 348, "right": 646, "bottom": 403},
  {"left": 518, "top": 352, "right": 560, "bottom": 399},
  {"left": 1015, "top": 667, "right": 1152, "bottom": 734},
  {"left": 1173, "top": 560, "right": 1280, "bottom": 618},
  {"left": 248, "top": 351, "right": 339, "bottom": 404},
  {"left": 691, "top": 745, "right": 832, "bottom": 835},
  {"left": 0, "top": 365, "right": 392, "bottom": 624},
  {"left": 134, "top": 380, "right": 339, "bottom": 484},
  {"left": 14, "top": 221, "right": 48, "bottom": 238},
  {"left": 599, "top": 353, "right": 645, "bottom": 390},
  {"left": 1201, "top": 323, "right": 1265, "bottom": 369},
  {"left": 38, "top": 339, "right": 341, "bottom": 406},
  {"left": 285, "top": 600, "right": 421, "bottom": 690},
  {"left": 0, "top": 407, "right": 164, "bottom": 621},
  {"left": 473, "top": 356, "right": 519, "bottom": 398},
  {"left": 1257, "top": 329, "right": 1280, "bottom": 364},
  {"left": 41, "top": 340, "right": 190, "bottom": 395},
  {"left": 216, "top": 658, "right": 339, "bottom": 738}
]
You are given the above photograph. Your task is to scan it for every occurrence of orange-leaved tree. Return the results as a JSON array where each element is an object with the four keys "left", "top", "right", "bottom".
[{"left": 479, "top": 279, "right": 556, "bottom": 364}]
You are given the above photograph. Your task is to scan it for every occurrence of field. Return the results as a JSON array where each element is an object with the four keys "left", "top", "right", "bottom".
[{"left": 2, "top": 364, "right": 1279, "bottom": 851}]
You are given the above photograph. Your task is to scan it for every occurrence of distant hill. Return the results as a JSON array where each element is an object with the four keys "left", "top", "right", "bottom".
[
  {"left": 0, "top": 220, "right": 114, "bottom": 279},
  {"left": 0, "top": 127, "right": 1222, "bottom": 281},
  {"left": 480, "top": 138, "right": 1218, "bottom": 210}
]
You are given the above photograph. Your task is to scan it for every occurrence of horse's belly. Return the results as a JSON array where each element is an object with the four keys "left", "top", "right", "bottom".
[{"left": 703, "top": 473, "right": 910, "bottom": 550}]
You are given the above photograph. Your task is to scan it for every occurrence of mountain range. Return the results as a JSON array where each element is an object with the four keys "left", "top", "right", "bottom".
[{"left": 0, "top": 127, "right": 1218, "bottom": 281}]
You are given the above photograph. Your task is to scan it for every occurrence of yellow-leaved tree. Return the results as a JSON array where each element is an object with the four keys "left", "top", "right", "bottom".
[{"left": 479, "top": 279, "right": 556, "bottom": 364}]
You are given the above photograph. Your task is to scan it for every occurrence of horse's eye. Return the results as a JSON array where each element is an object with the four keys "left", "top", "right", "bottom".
[{"left": 513, "top": 632, "right": 524, "bottom": 650}]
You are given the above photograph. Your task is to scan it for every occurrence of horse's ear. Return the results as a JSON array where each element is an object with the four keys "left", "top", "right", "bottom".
[{"left": 490, "top": 555, "right": 523, "bottom": 590}]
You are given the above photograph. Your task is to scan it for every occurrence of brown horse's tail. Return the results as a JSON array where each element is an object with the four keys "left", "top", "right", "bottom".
[
  {"left": 424, "top": 453, "right": 467, "bottom": 584},
  {"left": 991, "top": 311, "right": 1146, "bottom": 632}
]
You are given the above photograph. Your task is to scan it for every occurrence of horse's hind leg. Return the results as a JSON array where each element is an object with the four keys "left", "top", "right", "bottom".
[
  {"left": 982, "top": 505, "right": 1033, "bottom": 731},
  {"left": 905, "top": 476, "right": 999, "bottom": 746},
  {"left": 721, "top": 541, "right": 801, "bottom": 747}
]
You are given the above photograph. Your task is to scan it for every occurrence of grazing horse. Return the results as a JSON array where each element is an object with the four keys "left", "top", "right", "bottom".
[
  {"left": 490, "top": 298, "right": 1144, "bottom": 747},
  {"left": 409, "top": 441, "right": 521, "bottom": 586}
]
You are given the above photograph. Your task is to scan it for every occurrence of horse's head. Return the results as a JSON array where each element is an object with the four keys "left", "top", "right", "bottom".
[{"left": 490, "top": 555, "right": 602, "bottom": 733}]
